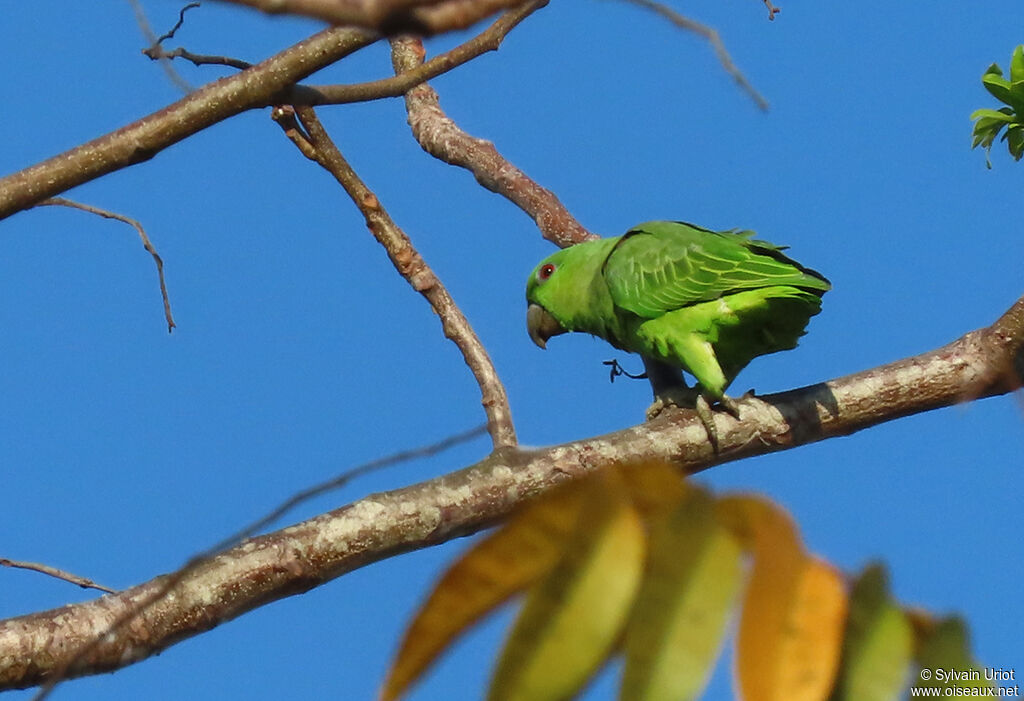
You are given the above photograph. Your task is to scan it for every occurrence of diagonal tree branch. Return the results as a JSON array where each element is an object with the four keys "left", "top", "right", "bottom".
[
  {"left": 273, "top": 105, "right": 518, "bottom": 449},
  {"left": 0, "top": 27, "right": 376, "bottom": 222},
  {"left": 2, "top": 293, "right": 1021, "bottom": 691},
  {"left": 0, "top": 6, "right": 545, "bottom": 224},
  {"left": 390, "top": 36, "right": 595, "bottom": 247}
]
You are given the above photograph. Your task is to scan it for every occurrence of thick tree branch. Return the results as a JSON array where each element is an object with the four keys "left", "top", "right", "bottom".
[
  {"left": 274, "top": 105, "right": 518, "bottom": 449},
  {"left": 390, "top": 36, "right": 595, "bottom": 247},
  {"left": 210, "top": 0, "right": 527, "bottom": 35},
  {"left": 3, "top": 294, "right": 1021, "bottom": 690},
  {"left": 0, "top": 28, "right": 376, "bottom": 222}
]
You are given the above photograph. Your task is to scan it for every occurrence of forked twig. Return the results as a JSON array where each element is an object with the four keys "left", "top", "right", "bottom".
[
  {"left": 0, "top": 559, "right": 116, "bottom": 595},
  {"left": 621, "top": 0, "right": 770, "bottom": 111},
  {"left": 390, "top": 35, "right": 594, "bottom": 248},
  {"left": 273, "top": 105, "right": 518, "bottom": 449},
  {"left": 292, "top": 0, "right": 546, "bottom": 105},
  {"left": 128, "top": 0, "right": 196, "bottom": 92},
  {"left": 36, "top": 198, "right": 176, "bottom": 333}
]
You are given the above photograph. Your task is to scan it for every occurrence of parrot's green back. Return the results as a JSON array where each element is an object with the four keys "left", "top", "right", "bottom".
[{"left": 525, "top": 221, "right": 830, "bottom": 399}]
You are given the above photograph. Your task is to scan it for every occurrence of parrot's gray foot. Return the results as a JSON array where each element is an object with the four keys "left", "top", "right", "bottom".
[
  {"left": 646, "top": 388, "right": 744, "bottom": 453},
  {"left": 645, "top": 386, "right": 702, "bottom": 421}
]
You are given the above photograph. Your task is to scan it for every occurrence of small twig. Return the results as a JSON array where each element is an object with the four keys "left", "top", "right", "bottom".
[
  {"left": 390, "top": 34, "right": 594, "bottom": 248},
  {"left": 128, "top": 0, "right": 195, "bottom": 92},
  {"left": 620, "top": 0, "right": 770, "bottom": 111},
  {"left": 156, "top": 2, "right": 202, "bottom": 44},
  {"left": 36, "top": 198, "right": 176, "bottom": 333},
  {"left": 763, "top": 0, "right": 781, "bottom": 20},
  {"left": 0, "top": 559, "right": 116, "bottom": 595},
  {"left": 274, "top": 105, "right": 518, "bottom": 449},
  {"left": 29, "top": 424, "right": 486, "bottom": 700},
  {"left": 145, "top": 46, "right": 253, "bottom": 70}
]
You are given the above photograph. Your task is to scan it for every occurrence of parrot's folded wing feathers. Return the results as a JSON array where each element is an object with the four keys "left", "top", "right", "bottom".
[{"left": 604, "top": 221, "right": 829, "bottom": 319}]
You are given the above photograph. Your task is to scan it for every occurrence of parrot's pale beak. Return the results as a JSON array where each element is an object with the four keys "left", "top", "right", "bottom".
[{"left": 527, "top": 303, "right": 566, "bottom": 349}]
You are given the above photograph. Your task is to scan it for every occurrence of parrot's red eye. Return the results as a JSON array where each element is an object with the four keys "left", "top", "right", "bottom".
[{"left": 538, "top": 263, "right": 556, "bottom": 281}]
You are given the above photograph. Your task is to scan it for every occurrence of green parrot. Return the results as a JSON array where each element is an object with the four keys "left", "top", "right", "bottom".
[{"left": 525, "top": 220, "right": 830, "bottom": 430}]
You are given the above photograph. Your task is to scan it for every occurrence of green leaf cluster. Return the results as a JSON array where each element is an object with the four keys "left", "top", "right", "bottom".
[{"left": 971, "top": 45, "right": 1024, "bottom": 167}]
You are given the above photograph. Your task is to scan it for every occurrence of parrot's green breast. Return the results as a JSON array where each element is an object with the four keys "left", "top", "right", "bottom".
[{"left": 525, "top": 220, "right": 829, "bottom": 399}]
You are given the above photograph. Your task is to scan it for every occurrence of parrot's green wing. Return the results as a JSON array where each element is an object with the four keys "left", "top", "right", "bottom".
[{"left": 603, "top": 221, "right": 830, "bottom": 318}]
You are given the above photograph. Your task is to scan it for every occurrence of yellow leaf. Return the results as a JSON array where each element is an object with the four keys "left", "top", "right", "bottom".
[
  {"left": 621, "top": 487, "right": 743, "bottom": 701},
  {"left": 775, "top": 559, "right": 847, "bottom": 701},
  {"left": 488, "top": 470, "right": 646, "bottom": 701},
  {"left": 722, "top": 496, "right": 846, "bottom": 701},
  {"left": 380, "top": 482, "right": 586, "bottom": 701},
  {"left": 615, "top": 459, "right": 690, "bottom": 517}
]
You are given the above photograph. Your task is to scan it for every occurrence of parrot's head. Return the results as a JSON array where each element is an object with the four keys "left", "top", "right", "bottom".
[{"left": 525, "top": 249, "right": 573, "bottom": 349}]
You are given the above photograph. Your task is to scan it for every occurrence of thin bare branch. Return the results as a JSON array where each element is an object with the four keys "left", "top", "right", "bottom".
[
  {"left": 21, "top": 425, "right": 486, "bottom": 699},
  {"left": 0, "top": 559, "right": 116, "bottom": 595},
  {"left": 210, "top": 0, "right": 526, "bottom": 35},
  {"left": 763, "top": 0, "right": 781, "bottom": 21},
  {"left": 0, "top": 27, "right": 376, "bottom": 222},
  {"left": 144, "top": 46, "right": 253, "bottom": 70},
  {"left": 3, "top": 294, "right": 1022, "bottom": 691},
  {"left": 390, "top": 36, "right": 594, "bottom": 248},
  {"left": 36, "top": 198, "right": 176, "bottom": 333},
  {"left": 292, "top": 0, "right": 544, "bottom": 105},
  {"left": 274, "top": 105, "right": 518, "bottom": 449},
  {"left": 621, "top": 0, "right": 770, "bottom": 111}
]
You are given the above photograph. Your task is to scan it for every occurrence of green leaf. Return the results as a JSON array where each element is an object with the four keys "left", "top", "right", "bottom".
[
  {"left": 488, "top": 471, "right": 646, "bottom": 701},
  {"left": 831, "top": 564, "right": 912, "bottom": 701},
  {"left": 1006, "top": 126, "right": 1024, "bottom": 161},
  {"left": 1010, "top": 45, "right": 1024, "bottom": 83},
  {"left": 970, "top": 107, "right": 1017, "bottom": 124},
  {"left": 982, "top": 61, "right": 1004, "bottom": 79},
  {"left": 911, "top": 617, "right": 993, "bottom": 694},
  {"left": 982, "top": 74, "right": 1017, "bottom": 106},
  {"left": 620, "top": 489, "right": 743, "bottom": 701}
]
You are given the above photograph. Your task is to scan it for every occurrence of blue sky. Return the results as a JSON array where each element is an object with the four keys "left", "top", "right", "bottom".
[{"left": 1, "top": 2, "right": 1021, "bottom": 699}]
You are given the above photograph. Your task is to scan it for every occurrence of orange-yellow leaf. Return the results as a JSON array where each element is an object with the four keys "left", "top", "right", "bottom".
[
  {"left": 621, "top": 487, "right": 743, "bottom": 701},
  {"left": 488, "top": 470, "right": 646, "bottom": 701},
  {"left": 722, "top": 496, "right": 846, "bottom": 701},
  {"left": 721, "top": 495, "right": 806, "bottom": 701},
  {"left": 774, "top": 558, "right": 847, "bottom": 701},
  {"left": 380, "top": 482, "right": 587, "bottom": 701},
  {"left": 615, "top": 459, "right": 690, "bottom": 517}
]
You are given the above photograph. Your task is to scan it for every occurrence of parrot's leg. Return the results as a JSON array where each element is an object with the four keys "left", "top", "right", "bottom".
[{"left": 641, "top": 357, "right": 726, "bottom": 451}]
